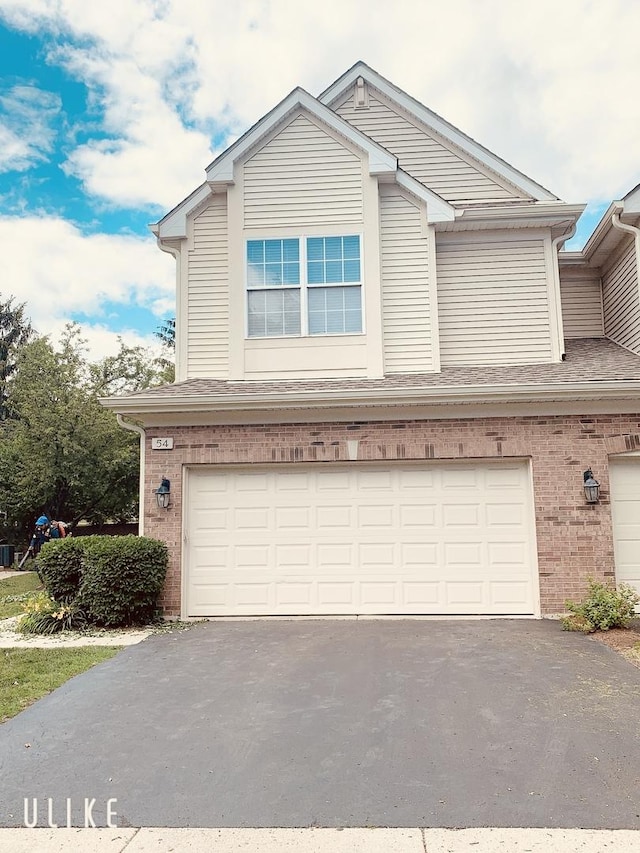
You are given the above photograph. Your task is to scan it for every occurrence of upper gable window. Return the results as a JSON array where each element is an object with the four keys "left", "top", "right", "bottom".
[{"left": 247, "top": 235, "right": 362, "bottom": 338}]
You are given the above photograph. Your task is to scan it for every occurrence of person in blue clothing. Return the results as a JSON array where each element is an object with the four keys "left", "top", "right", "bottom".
[
  {"left": 27, "top": 515, "right": 51, "bottom": 557},
  {"left": 48, "top": 520, "right": 68, "bottom": 539}
]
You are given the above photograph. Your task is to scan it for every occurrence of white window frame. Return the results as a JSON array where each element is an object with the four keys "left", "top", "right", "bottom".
[{"left": 245, "top": 234, "right": 365, "bottom": 339}]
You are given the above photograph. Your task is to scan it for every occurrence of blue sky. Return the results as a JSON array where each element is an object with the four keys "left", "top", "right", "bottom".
[{"left": 0, "top": 1, "right": 639, "bottom": 359}]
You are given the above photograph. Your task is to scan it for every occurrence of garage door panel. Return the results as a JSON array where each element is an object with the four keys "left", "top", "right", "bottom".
[
  {"left": 444, "top": 542, "right": 483, "bottom": 565},
  {"left": 403, "top": 582, "right": 441, "bottom": 606},
  {"left": 193, "top": 508, "right": 227, "bottom": 530},
  {"left": 399, "top": 505, "right": 437, "bottom": 527},
  {"left": 192, "top": 545, "right": 228, "bottom": 569},
  {"left": 398, "top": 469, "right": 434, "bottom": 489},
  {"left": 275, "top": 472, "right": 309, "bottom": 490},
  {"left": 441, "top": 468, "right": 478, "bottom": 489},
  {"left": 361, "top": 582, "right": 397, "bottom": 605},
  {"left": 235, "top": 507, "right": 269, "bottom": 530},
  {"left": 358, "top": 542, "right": 396, "bottom": 568},
  {"left": 316, "top": 471, "right": 350, "bottom": 490},
  {"left": 235, "top": 545, "right": 270, "bottom": 567},
  {"left": 357, "top": 505, "right": 395, "bottom": 527},
  {"left": 317, "top": 505, "right": 352, "bottom": 528},
  {"left": 186, "top": 462, "right": 537, "bottom": 616},
  {"left": 275, "top": 506, "right": 310, "bottom": 529},
  {"left": 235, "top": 473, "right": 269, "bottom": 491},
  {"left": 443, "top": 504, "right": 480, "bottom": 526},
  {"left": 492, "top": 581, "right": 532, "bottom": 605},
  {"left": 274, "top": 544, "right": 311, "bottom": 566},
  {"left": 488, "top": 541, "right": 527, "bottom": 565},
  {"left": 318, "top": 582, "right": 355, "bottom": 605},
  {"left": 400, "top": 543, "right": 438, "bottom": 565},
  {"left": 317, "top": 543, "right": 353, "bottom": 567},
  {"left": 446, "top": 582, "right": 485, "bottom": 605},
  {"left": 485, "top": 466, "right": 524, "bottom": 488},
  {"left": 486, "top": 503, "right": 525, "bottom": 526},
  {"left": 276, "top": 583, "right": 313, "bottom": 606}
]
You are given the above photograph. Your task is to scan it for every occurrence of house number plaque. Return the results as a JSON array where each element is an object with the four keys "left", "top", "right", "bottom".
[{"left": 151, "top": 437, "right": 174, "bottom": 450}]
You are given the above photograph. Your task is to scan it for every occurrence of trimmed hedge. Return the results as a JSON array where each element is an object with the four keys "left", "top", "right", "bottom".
[
  {"left": 36, "top": 535, "right": 168, "bottom": 628},
  {"left": 36, "top": 538, "right": 85, "bottom": 603},
  {"left": 78, "top": 536, "right": 167, "bottom": 627}
]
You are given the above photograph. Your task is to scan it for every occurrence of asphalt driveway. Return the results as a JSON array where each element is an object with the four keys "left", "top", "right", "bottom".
[{"left": 1, "top": 619, "right": 639, "bottom": 828}]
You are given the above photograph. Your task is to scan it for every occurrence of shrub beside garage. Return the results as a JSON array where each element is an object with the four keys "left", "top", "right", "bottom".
[{"left": 31, "top": 535, "right": 168, "bottom": 631}]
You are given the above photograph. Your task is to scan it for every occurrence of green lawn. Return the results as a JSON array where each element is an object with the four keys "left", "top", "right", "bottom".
[
  {"left": 0, "top": 647, "right": 120, "bottom": 722},
  {"left": 0, "top": 572, "right": 43, "bottom": 619}
]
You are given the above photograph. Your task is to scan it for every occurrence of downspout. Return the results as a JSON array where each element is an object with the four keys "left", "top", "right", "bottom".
[
  {"left": 551, "top": 224, "right": 576, "bottom": 360},
  {"left": 611, "top": 209, "right": 640, "bottom": 263},
  {"left": 117, "top": 415, "right": 145, "bottom": 536}
]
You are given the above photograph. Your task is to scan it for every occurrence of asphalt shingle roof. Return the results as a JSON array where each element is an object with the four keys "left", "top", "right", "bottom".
[{"left": 119, "top": 338, "right": 640, "bottom": 402}]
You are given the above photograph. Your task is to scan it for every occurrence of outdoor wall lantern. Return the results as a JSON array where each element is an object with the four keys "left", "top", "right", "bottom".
[
  {"left": 583, "top": 469, "right": 600, "bottom": 504},
  {"left": 154, "top": 477, "right": 171, "bottom": 509}
]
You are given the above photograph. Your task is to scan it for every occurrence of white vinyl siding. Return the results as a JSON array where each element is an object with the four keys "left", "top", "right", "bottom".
[
  {"left": 602, "top": 238, "right": 640, "bottom": 353},
  {"left": 243, "top": 113, "right": 363, "bottom": 228},
  {"left": 185, "top": 462, "right": 538, "bottom": 617},
  {"left": 559, "top": 270, "right": 604, "bottom": 339},
  {"left": 187, "top": 195, "right": 229, "bottom": 378},
  {"left": 436, "top": 234, "right": 553, "bottom": 365},
  {"left": 379, "top": 187, "right": 434, "bottom": 373},
  {"left": 335, "top": 88, "right": 527, "bottom": 205}
]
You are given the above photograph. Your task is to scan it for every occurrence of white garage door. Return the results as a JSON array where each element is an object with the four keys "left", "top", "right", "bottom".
[
  {"left": 185, "top": 462, "right": 538, "bottom": 617},
  {"left": 609, "top": 458, "right": 640, "bottom": 607}
]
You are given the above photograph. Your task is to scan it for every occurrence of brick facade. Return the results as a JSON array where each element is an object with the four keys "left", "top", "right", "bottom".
[{"left": 143, "top": 413, "right": 640, "bottom": 617}]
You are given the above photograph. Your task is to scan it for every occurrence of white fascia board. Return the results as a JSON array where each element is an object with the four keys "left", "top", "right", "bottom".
[
  {"left": 319, "top": 62, "right": 559, "bottom": 203},
  {"left": 153, "top": 183, "right": 212, "bottom": 241},
  {"left": 395, "top": 171, "right": 455, "bottom": 222},
  {"left": 114, "top": 398, "right": 640, "bottom": 428},
  {"left": 100, "top": 380, "right": 640, "bottom": 416},
  {"left": 458, "top": 202, "right": 584, "bottom": 222},
  {"left": 205, "top": 87, "right": 396, "bottom": 184},
  {"left": 435, "top": 202, "right": 585, "bottom": 233},
  {"left": 580, "top": 202, "right": 621, "bottom": 261}
]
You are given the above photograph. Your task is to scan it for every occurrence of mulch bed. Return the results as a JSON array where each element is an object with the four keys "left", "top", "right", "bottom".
[{"left": 589, "top": 625, "right": 640, "bottom": 667}]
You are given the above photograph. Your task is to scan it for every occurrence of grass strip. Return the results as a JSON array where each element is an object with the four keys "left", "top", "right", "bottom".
[
  {"left": 1, "top": 646, "right": 120, "bottom": 722},
  {"left": 0, "top": 573, "right": 43, "bottom": 619}
]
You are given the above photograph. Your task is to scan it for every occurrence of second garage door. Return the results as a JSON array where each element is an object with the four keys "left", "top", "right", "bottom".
[{"left": 185, "top": 461, "right": 538, "bottom": 617}]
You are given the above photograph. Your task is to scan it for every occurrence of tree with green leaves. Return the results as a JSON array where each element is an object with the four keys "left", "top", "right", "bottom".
[
  {"left": 154, "top": 317, "right": 175, "bottom": 349},
  {"left": 153, "top": 317, "right": 175, "bottom": 384},
  {"left": 0, "top": 324, "right": 170, "bottom": 544},
  {"left": 0, "top": 295, "right": 33, "bottom": 420}
]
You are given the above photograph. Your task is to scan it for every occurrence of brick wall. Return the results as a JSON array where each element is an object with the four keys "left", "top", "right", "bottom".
[{"left": 143, "top": 413, "right": 640, "bottom": 617}]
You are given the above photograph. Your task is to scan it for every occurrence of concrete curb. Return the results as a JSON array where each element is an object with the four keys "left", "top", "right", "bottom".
[{"left": 1, "top": 827, "right": 639, "bottom": 852}]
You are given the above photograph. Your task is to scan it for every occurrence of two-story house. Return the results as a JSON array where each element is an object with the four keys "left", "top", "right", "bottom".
[{"left": 102, "top": 62, "right": 640, "bottom": 620}]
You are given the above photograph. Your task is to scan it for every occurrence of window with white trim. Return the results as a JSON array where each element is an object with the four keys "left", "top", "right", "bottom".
[{"left": 246, "top": 235, "right": 362, "bottom": 338}]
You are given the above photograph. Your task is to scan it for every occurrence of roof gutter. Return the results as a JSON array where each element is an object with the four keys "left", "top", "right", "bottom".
[{"left": 101, "top": 379, "right": 640, "bottom": 416}]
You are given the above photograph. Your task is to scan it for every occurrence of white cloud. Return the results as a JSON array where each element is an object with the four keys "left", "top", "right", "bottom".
[
  {"left": 0, "top": 0, "right": 640, "bottom": 208},
  {"left": 0, "top": 215, "right": 175, "bottom": 360},
  {"left": 0, "top": 85, "right": 61, "bottom": 173},
  {"left": 1, "top": 0, "right": 638, "bottom": 210}
]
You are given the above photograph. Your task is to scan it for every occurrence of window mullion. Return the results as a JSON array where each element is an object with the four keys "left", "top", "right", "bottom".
[{"left": 301, "top": 236, "right": 308, "bottom": 336}]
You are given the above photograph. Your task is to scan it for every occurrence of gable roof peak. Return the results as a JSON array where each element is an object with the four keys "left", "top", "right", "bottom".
[{"left": 320, "top": 62, "right": 559, "bottom": 203}]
